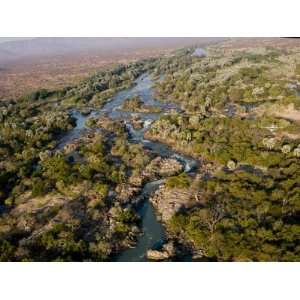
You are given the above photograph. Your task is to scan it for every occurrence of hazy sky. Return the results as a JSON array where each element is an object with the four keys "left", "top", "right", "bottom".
[{"left": 0, "top": 37, "right": 34, "bottom": 44}]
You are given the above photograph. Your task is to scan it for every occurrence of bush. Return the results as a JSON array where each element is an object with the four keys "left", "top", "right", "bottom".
[
  {"left": 239, "top": 67, "right": 260, "bottom": 79},
  {"left": 32, "top": 179, "right": 48, "bottom": 197},
  {"left": 165, "top": 173, "right": 191, "bottom": 189}
]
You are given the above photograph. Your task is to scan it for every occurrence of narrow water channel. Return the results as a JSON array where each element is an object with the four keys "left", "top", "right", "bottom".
[{"left": 57, "top": 74, "right": 198, "bottom": 261}]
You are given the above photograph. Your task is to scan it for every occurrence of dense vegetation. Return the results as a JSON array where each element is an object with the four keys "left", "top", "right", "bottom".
[
  {"left": 168, "top": 163, "right": 300, "bottom": 261},
  {"left": 0, "top": 61, "right": 157, "bottom": 261},
  {"left": 1, "top": 42, "right": 300, "bottom": 261},
  {"left": 0, "top": 61, "right": 152, "bottom": 207},
  {"left": 147, "top": 44, "right": 300, "bottom": 261}
]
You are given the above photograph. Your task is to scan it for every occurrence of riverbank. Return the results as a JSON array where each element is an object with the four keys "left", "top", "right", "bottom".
[{"left": 73, "top": 73, "right": 201, "bottom": 261}]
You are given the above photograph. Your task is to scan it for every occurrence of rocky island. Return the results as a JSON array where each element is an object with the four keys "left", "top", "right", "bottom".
[{"left": 118, "top": 95, "right": 162, "bottom": 113}]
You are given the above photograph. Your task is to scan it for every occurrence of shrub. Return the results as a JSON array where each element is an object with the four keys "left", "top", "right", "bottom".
[
  {"left": 165, "top": 173, "right": 191, "bottom": 189},
  {"left": 239, "top": 67, "right": 260, "bottom": 79},
  {"left": 32, "top": 179, "right": 48, "bottom": 197}
]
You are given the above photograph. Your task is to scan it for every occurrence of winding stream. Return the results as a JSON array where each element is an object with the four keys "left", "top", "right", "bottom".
[{"left": 58, "top": 74, "right": 198, "bottom": 261}]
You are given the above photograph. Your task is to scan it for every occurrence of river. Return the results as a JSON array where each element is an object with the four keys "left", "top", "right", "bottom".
[{"left": 57, "top": 74, "right": 198, "bottom": 261}]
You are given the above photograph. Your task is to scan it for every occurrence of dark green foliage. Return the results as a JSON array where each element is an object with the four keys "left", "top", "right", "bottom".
[
  {"left": 1, "top": 43, "right": 300, "bottom": 262},
  {"left": 0, "top": 61, "right": 154, "bottom": 261},
  {"left": 31, "top": 178, "right": 49, "bottom": 197},
  {"left": 41, "top": 154, "right": 75, "bottom": 184},
  {"left": 239, "top": 67, "right": 261, "bottom": 79},
  {"left": 149, "top": 46, "right": 300, "bottom": 261},
  {"left": 165, "top": 173, "right": 191, "bottom": 189},
  {"left": 24, "top": 89, "right": 52, "bottom": 101},
  {"left": 168, "top": 164, "right": 300, "bottom": 261}
]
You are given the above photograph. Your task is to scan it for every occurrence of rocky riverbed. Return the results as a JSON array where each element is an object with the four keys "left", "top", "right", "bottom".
[{"left": 56, "top": 74, "right": 200, "bottom": 261}]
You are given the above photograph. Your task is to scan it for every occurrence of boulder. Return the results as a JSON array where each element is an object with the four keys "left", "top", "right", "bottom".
[{"left": 146, "top": 249, "right": 170, "bottom": 261}]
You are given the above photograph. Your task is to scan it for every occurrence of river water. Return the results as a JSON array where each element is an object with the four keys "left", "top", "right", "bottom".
[{"left": 58, "top": 74, "right": 198, "bottom": 261}]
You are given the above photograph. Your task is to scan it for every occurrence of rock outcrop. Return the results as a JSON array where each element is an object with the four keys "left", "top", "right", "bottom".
[
  {"left": 118, "top": 95, "right": 161, "bottom": 113},
  {"left": 146, "top": 249, "right": 169, "bottom": 260},
  {"left": 142, "top": 157, "right": 183, "bottom": 181},
  {"left": 130, "top": 115, "right": 144, "bottom": 129},
  {"left": 128, "top": 157, "right": 183, "bottom": 187},
  {"left": 63, "top": 142, "right": 79, "bottom": 154},
  {"left": 150, "top": 185, "right": 195, "bottom": 222},
  {"left": 115, "top": 184, "right": 141, "bottom": 204},
  {"left": 146, "top": 241, "right": 176, "bottom": 261}
]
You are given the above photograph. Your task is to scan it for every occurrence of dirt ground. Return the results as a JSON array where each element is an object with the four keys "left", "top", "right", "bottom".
[
  {"left": 0, "top": 48, "right": 169, "bottom": 99},
  {"left": 0, "top": 37, "right": 222, "bottom": 100}
]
